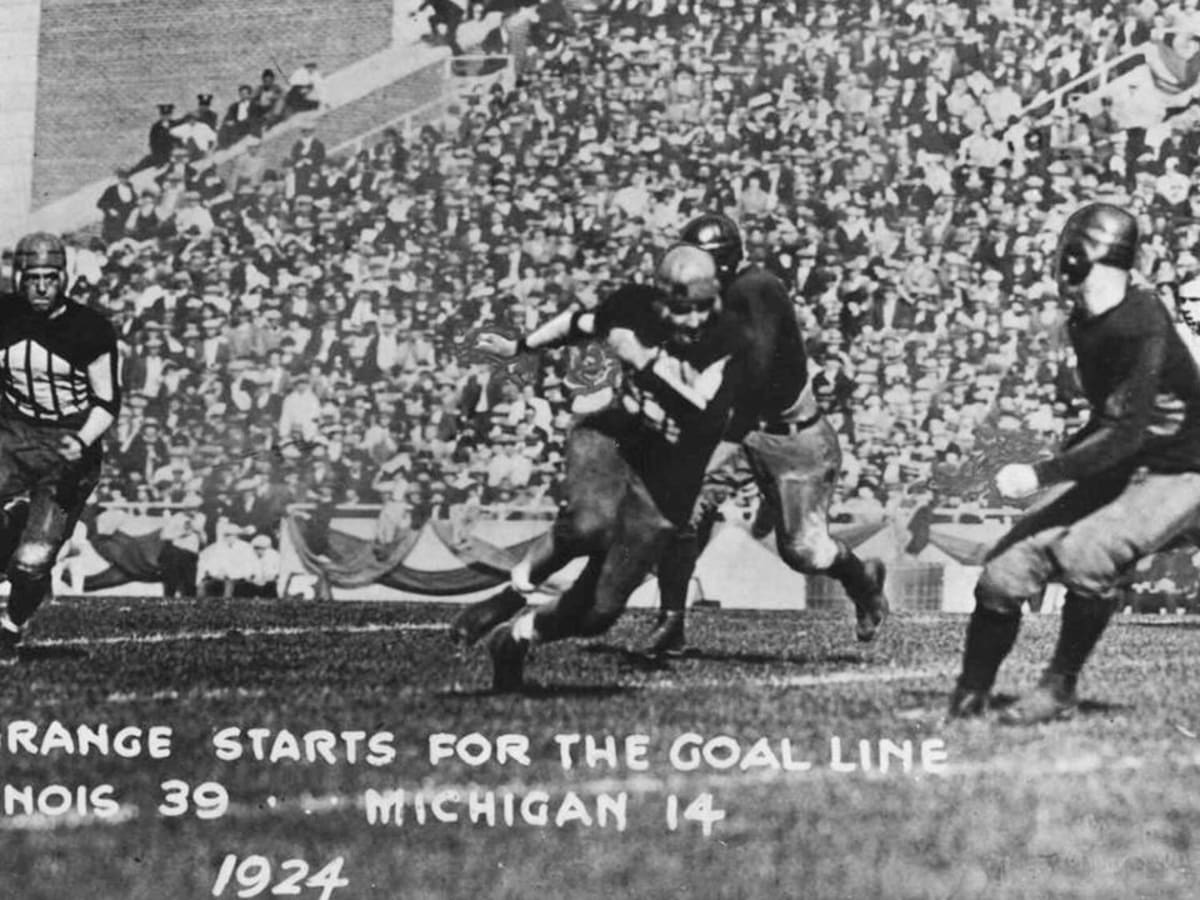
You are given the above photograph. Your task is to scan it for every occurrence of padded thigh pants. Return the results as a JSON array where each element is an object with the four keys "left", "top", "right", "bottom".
[
  {"left": 976, "top": 468, "right": 1200, "bottom": 610},
  {"left": 531, "top": 422, "right": 675, "bottom": 641}
]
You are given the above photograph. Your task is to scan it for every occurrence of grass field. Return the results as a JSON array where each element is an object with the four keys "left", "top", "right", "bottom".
[{"left": 3, "top": 597, "right": 1200, "bottom": 899}]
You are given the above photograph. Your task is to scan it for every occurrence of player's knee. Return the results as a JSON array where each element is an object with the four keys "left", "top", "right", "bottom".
[
  {"left": 9, "top": 541, "right": 56, "bottom": 580},
  {"left": 974, "top": 569, "right": 1029, "bottom": 616},
  {"left": 778, "top": 532, "right": 838, "bottom": 574},
  {"left": 555, "top": 504, "right": 607, "bottom": 545},
  {"left": 1053, "top": 536, "right": 1125, "bottom": 600}
]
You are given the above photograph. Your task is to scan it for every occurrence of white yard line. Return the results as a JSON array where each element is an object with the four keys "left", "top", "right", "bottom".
[{"left": 31, "top": 622, "right": 447, "bottom": 649}]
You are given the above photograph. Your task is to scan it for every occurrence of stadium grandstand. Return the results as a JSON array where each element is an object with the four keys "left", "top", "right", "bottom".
[{"left": 7, "top": 0, "right": 1200, "bottom": 611}]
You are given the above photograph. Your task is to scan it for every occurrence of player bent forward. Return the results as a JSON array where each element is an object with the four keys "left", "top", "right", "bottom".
[
  {"left": 950, "top": 203, "right": 1200, "bottom": 724},
  {"left": 0, "top": 232, "right": 121, "bottom": 660},
  {"left": 455, "top": 246, "right": 748, "bottom": 690}
]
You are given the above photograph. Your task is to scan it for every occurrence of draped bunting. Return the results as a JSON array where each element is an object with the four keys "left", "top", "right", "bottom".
[
  {"left": 829, "top": 518, "right": 890, "bottom": 550},
  {"left": 77, "top": 510, "right": 892, "bottom": 597},
  {"left": 925, "top": 527, "right": 993, "bottom": 566},
  {"left": 283, "top": 514, "right": 544, "bottom": 596}
]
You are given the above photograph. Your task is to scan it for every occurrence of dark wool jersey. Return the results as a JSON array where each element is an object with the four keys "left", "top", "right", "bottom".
[
  {"left": 1034, "top": 288, "right": 1200, "bottom": 483},
  {"left": 721, "top": 266, "right": 809, "bottom": 438},
  {"left": 0, "top": 297, "right": 121, "bottom": 427},
  {"left": 589, "top": 283, "right": 747, "bottom": 452}
]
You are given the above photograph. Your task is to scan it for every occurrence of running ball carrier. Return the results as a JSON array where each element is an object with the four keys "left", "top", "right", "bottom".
[{"left": 0, "top": 232, "right": 120, "bottom": 659}]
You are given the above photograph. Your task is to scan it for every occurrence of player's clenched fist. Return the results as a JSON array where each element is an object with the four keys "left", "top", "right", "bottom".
[{"left": 605, "top": 328, "right": 657, "bottom": 370}]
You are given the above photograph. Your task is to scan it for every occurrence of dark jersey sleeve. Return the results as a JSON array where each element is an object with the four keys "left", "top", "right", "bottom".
[
  {"left": 1033, "top": 304, "right": 1165, "bottom": 484},
  {"left": 592, "top": 283, "right": 670, "bottom": 345},
  {"left": 724, "top": 270, "right": 808, "bottom": 440}
]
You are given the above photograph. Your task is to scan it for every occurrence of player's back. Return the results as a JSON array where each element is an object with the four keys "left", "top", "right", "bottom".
[{"left": 724, "top": 266, "right": 808, "bottom": 422}]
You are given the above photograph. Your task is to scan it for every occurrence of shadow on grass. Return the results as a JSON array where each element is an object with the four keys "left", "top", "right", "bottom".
[
  {"left": 1124, "top": 619, "right": 1200, "bottom": 630},
  {"left": 19, "top": 646, "right": 88, "bottom": 662},
  {"left": 580, "top": 643, "right": 870, "bottom": 668},
  {"left": 897, "top": 692, "right": 1134, "bottom": 723},
  {"left": 437, "top": 684, "right": 632, "bottom": 700}
]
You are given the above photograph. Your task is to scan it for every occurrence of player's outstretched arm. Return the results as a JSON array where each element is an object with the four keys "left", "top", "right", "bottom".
[{"left": 479, "top": 307, "right": 598, "bottom": 359}]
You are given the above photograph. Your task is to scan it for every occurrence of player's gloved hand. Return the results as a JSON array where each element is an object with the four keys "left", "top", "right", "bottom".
[
  {"left": 606, "top": 328, "right": 657, "bottom": 370},
  {"left": 56, "top": 433, "right": 86, "bottom": 464},
  {"left": 476, "top": 332, "right": 519, "bottom": 359},
  {"left": 995, "top": 463, "right": 1039, "bottom": 500}
]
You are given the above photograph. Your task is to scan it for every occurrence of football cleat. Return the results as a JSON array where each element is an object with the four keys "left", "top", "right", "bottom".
[
  {"left": 998, "top": 671, "right": 1078, "bottom": 726},
  {"left": 641, "top": 611, "right": 688, "bottom": 658},
  {"left": 854, "top": 559, "right": 889, "bottom": 643},
  {"left": 450, "top": 588, "right": 527, "bottom": 647},
  {"left": 486, "top": 620, "right": 530, "bottom": 693},
  {"left": 947, "top": 685, "right": 990, "bottom": 719}
]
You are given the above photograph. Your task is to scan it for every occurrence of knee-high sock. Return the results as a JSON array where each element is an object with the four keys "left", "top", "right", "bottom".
[
  {"left": 958, "top": 606, "right": 1022, "bottom": 693},
  {"left": 1048, "top": 591, "right": 1115, "bottom": 679},
  {"left": 7, "top": 572, "right": 51, "bottom": 628},
  {"left": 657, "top": 529, "right": 697, "bottom": 614},
  {"left": 826, "top": 546, "right": 873, "bottom": 601}
]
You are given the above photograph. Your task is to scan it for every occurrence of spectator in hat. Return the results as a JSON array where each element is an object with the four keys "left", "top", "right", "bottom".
[
  {"left": 278, "top": 372, "right": 323, "bottom": 445},
  {"left": 230, "top": 136, "right": 268, "bottom": 191},
  {"left": 159, "top": 507, "right": 205, "bottom": 599},
  {"left": 194, "top": 93, "right": 219, "bottom": 131},
  {"left": 123, "top": 189, "right": 163, "bottom": 244},
  {"left": 132, "top": 103, "right": 179, "bottom": 173},
  {"left": 123, "top": 329, "right": 170, "bottom": 401},
  {"left": 290, "top": 121, "right": 326, "bottom": 172},
  {"left": 253, "top": 69, "right": 285, "bottom": 127},
  {"left": 285, "top": 62, "right": 325, "bottom": 115},
  {"left": 197, "top": 520, "right": 259, "bottom": 599},
  {"left": 97, "top": 168, "right": 137, "bottom": 244},
  {"left": 246, "top": 535, "right": 281, "bottom": 598},
  {"left": 417, "top": 0, "right": 466, "bottom": 54},
  {"left": 200, "top": 314, "right": 234, "bottom": 369},
  {"left": 220, "top": 85, "right": 258, "bottom": 148},
  {"left": 170, "top": 112, "right": 218, "bottom": 157},
  {"left": 172, "top": 190, "right": 215, "bottom": 238},
  {"left": 121, "top": 418, "right": 171, "bottom": 485}
]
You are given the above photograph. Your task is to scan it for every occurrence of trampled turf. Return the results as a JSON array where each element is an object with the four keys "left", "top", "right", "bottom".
[{"left": 2, "top": 597, "right": 1200, "bottom": 899}]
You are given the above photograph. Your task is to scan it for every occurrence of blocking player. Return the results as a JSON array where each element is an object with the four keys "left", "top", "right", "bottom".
[
  {"left": 643, "top": 213, "right": 888, "bottom": 657},
  {"left": 0, "top": 232, "right": 121, "bottom": 659},
  {"left": 454, "top": 245, "right": 748, "bottom": 690},
  {"left": 950, "top": 202, "right": 1200, "bottom": 724}
]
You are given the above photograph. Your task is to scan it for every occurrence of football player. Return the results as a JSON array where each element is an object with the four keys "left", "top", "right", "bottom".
[
  {"left": 950, "top": 202, "right": 1200, "bottom": 723},
  {"left": 0, "top": 232, "right": 121, "bottom": 659},
  {"left": 643, "top": 213, "right": 888, "bottom": 656},
  {"left": 453, "top": 245, "right": 749, "bottom": 690}
]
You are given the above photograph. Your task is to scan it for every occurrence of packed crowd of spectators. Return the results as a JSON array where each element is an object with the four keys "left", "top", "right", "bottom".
[{"left": 56, "top": 0, "right": 1200, "bottom": 570}]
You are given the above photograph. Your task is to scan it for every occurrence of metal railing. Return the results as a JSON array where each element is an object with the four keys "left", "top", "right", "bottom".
[{"left": 1018, "top": 44, "right": 1150, "bottom": 122}]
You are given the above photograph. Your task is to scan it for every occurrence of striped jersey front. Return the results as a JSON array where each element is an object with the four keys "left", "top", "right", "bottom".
[{"left": 0, "top": 298, "right": 120, "bottom": 426}]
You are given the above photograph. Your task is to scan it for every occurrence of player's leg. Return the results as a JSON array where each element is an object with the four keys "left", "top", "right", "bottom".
[
  {"left": 488, "top": 474, "right": 673, "bottom": 691},
  {"left": 3, "top": 458, "right": 100, "bottom": 656},
  {"left": 950, "top": 478, "right": 1121, "bottom": 718},
  {"left": 453, "top": 424, "right": 629, "bottom": 646},
  {"left": 1001, "top": 470, "right": 1200, "bottom": 724},
  {"left": 644, "top": 443, "right": 754, "bottom": 657},
  {"left": 747, "top": 424, "right": 888, "bottom": 641}
]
